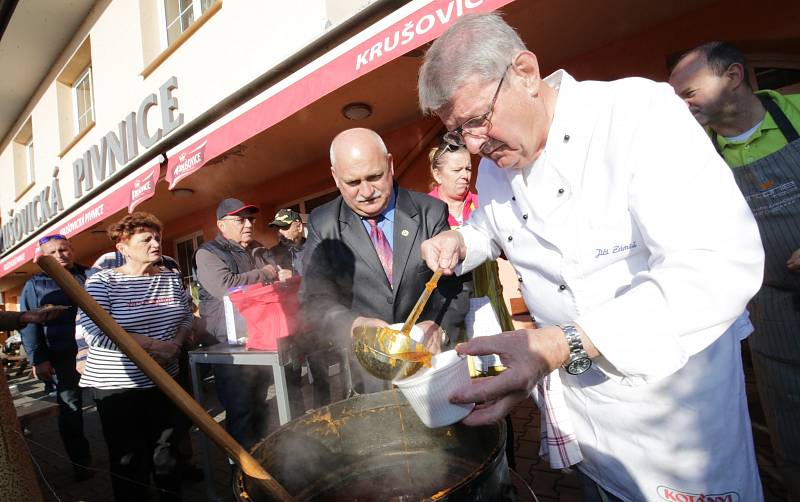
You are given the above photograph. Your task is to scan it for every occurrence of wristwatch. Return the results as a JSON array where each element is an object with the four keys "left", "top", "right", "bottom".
[{"left": 558, "top": 324, "right": 592, "bottom": 375}]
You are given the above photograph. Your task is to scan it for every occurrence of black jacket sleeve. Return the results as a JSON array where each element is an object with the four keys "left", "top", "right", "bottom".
[{"left": 300, "top": 214, "right": 359, "bottom": 347}]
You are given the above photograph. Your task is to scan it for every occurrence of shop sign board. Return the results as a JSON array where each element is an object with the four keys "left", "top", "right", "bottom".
[
  {"left": 1, "top": 0, "right": 514, "bottom": 277},
  {"left": 71, "top": 77, "right": 183, "bottom": 198},
  {"left": 0, "top": 78, "right": 182, "bottom": 256},
  {"left": 0, "top": 163, "right": 160, "bottom": 274}
]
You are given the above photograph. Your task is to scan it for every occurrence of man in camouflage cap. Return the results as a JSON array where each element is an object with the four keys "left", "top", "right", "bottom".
[{"left": 268, "top": 208, "right": 305, "bottom": 278}]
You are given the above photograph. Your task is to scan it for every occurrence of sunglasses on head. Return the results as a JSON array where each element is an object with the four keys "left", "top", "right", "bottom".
[
  {"left": 432, "top": 142, "right": 462, "bottom": 167},
  {"left": 38, "top": 234, "right": 67, "bottom": 246}
]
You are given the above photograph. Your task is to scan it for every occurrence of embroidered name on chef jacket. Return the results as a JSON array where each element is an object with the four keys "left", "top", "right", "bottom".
[{"left": 594, "top": 240, "right": 638, "bottom": 258}]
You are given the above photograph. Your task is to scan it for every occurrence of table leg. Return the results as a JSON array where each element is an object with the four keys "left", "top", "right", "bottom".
[
  {"left": 272, "top": 363, "right": 292, "bottom": 425},
  {"left": 190, "top": 357, "right": 221, "bottom": 502}
]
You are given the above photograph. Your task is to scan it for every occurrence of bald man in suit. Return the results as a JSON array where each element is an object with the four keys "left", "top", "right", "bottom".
[{"left": 300, "top": 128, "right": 470, "bottom": 393}]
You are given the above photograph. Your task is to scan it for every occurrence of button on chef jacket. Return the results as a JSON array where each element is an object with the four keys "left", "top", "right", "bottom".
[{"left": 457, "top": 70, "right": 765, "bottom": 501}]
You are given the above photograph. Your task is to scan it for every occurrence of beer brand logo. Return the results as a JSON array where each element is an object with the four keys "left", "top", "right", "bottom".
[
  {"left": 128, "top": 169, "right": 158, "bottom": 212},
  {"left": 131, "top": 179, "right": 153, "bottom": 199},
  {"left": 173, "top": 141, "right": 207, "bottom": 177},
  {"left": 657, "top": 486, "right": 739, "bottom": 502}
]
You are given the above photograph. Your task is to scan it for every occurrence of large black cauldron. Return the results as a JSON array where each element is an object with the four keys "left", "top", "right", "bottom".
[{"left": 234, "top": 390, "right": 524, "bottom": 501}]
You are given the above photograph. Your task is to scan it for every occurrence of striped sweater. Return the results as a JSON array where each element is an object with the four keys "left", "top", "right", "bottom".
[{"left": 79, "top": 268, "right": 193, "bottom": 389}]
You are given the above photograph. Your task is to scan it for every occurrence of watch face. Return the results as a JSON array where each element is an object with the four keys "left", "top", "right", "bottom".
[{"left": 566, "top": 357, "right": 592, "bottom": 375}]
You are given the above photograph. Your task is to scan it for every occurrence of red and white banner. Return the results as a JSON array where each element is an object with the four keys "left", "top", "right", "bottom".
[
  {"left": 0, "top": 162, "right": 161, "bottom": 275},
  {"left": 1, "top": 0, "right": 514, "bottom": 277},
  {"left": 128, "top": 165, "right": 160, "bottom": 212},
  {"left": 166, "top": 139, "right": 207, "bottom": 189}
]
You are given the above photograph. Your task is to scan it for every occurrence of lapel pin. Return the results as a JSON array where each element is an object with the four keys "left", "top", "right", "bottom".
[{"left": 401, "top": 229, "right": 409, "bottom": 237}]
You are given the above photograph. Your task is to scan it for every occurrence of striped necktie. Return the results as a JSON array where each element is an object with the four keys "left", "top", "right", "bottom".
[{"left": 367, "top": 217, "right": 393, "bottom": 284}]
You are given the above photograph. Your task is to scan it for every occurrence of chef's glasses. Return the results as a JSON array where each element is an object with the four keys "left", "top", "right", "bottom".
[{"left": 442, "top": 64, "right": 511, "bottom": 147}]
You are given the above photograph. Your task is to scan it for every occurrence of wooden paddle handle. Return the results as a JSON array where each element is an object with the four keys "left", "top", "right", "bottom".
[{"left": 37, "top": 256, "right": 293, "bottom": 502}]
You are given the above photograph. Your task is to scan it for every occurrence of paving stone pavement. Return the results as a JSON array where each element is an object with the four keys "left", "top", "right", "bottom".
[{"left": 8, "top": 364, "right": 787, "bottom": 501}]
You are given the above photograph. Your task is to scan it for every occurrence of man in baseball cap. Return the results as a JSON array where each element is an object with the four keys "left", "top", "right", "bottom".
[
  {"left": 195, "top": 197, "right": 277, "bottom": 450},
  {"left": 268, "top": 208, "right": 305, "bottom": 278},
  {"left": 216, "top": 198, "right": 259, "bottom": 220},
  {"left": 268, "top": 208, "right": 300, "bottom": 228}
]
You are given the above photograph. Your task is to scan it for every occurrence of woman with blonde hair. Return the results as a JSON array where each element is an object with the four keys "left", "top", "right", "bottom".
[
  {"left": 427, "top": 143, "right": 477, "bottom": 229},
  {"left": 80, "top": 211, "right": 190, "bottom": 501},
  {"left": 427, "top": 141, "right": 518, "bottom": 467}
]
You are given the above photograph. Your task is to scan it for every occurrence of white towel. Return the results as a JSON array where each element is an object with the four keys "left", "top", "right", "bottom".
[
  {"left": 465, "top": 296, "right": 503, "bottom": 372},
  {"left": 532, "top": 370, "right": 583, "bottom": 469}
]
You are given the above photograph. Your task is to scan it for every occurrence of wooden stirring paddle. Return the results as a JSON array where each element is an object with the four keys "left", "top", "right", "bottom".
[{"left": 37, "top": 256, "right": 294, "bottom": 502}]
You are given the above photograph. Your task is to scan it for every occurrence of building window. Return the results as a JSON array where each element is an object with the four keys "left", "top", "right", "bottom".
[
  {"left": 56, "top": 37, "right": 93, "bottom": 155},
  {"left": 12, "top": 119, "right": 35, "bottom": 198},
  {"left": 175, "top": 231, "right": 204, "bottom": 290},
  {"left": 163, "top": 0, "right": 214, "bottom": 46},
  {"left": 74, "top": 66, "right": 94, "bottom": 133},
  {"left": 25, "top": 139, "right": 35, "bottom": 185},
  {"left": 281, "top": 188, "right": 339, "bottom": 217}
]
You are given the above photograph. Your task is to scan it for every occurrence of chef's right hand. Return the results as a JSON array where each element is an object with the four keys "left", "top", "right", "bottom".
[{"left": 420, "top": 230, "right": 466, "bottom": 275}]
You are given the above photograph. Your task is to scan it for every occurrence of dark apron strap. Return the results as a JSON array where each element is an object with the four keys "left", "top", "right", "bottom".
[
  {"left": 711, "top": 93, "right": 800, "bottom": 153},
  {"left": 758, "top": 94, "right": 800, "bottom": 143}
]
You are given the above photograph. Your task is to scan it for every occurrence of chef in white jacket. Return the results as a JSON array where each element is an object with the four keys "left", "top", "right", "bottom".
[{"left": 418, "top": 13, "right": 765, "bottom": 502}]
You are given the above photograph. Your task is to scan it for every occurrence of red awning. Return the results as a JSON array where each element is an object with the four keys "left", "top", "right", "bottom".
[
  {"left": 163, "top": 0, "right": 512, "bottom": 189},
  {"left": 0, "top": 0, "right": 513, "bottom": 278},
  {"left": 1, "top": 162, "right": 160, "bottom": 275}
]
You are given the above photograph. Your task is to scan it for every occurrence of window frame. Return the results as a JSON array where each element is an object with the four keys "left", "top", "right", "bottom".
[
  {"left": 746, "top": 54, "right": 800, "bottom": 94},
  {"left": 24, "top": 138, "right": 35, "bottom": 186},
  {"left": 280, "top": 187, "right": 339, "bottom": 216},
  {"left": 73, "top": 65, "right": 95, "bottom": 134},
  {"left": 159, "top": 0, "right": 211, "bottom": 48},
  {"left": 173, "top": 230, "right": 205, "bottom": 284}
]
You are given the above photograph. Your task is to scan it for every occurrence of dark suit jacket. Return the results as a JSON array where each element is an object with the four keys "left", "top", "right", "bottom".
[{"left": 300, "top": 187, "right": 470, "bottom": 389}]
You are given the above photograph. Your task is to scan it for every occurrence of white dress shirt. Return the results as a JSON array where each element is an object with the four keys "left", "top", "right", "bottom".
[{"left": 458, "top": 71, "right": 765, "bottom": 501}]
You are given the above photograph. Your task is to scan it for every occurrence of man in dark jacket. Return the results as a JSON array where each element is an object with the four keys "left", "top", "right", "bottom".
[
  {"left": 268, "top": 208, "right": 305, "bottom": 278},
  {"left": 301, "top": 128, "right": 470, "bottom": 394},
  {"left": 195, "top": 199, "right": 278, "bottom": 450},
  {"left": 20, "top": 234, "right": 92, "bottom": 481}
]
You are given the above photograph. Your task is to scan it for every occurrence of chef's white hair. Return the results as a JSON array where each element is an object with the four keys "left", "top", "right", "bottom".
[
  {"left": 418, "top": 13, "right": 526, "bottom": 114},
  {"left": 329, "top": 128, "right": 388, "bottom": 168}
]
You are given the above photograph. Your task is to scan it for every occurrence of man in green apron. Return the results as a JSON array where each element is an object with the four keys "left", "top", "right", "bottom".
[{"left": 670, "top": 41, "right": 800, "bottom": 501}]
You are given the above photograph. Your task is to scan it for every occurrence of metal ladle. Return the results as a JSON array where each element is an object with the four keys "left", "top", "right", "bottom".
[{"left": 352, "top": 270, "right": 442, "bottom": 381}]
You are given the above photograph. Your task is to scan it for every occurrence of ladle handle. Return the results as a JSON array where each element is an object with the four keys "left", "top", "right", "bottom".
[
  {"left": 401, "top": 269, "right": 443, "bottom": 335},
  {"left": 36, "top": 256, "right": 294, "bottom": 502}
]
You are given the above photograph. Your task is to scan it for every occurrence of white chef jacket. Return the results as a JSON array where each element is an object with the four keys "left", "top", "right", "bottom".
[{"left": 458, "top": 70, "right": 765, "bottom": 501}]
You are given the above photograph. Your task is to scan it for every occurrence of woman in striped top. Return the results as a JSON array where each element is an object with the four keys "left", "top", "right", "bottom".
[{"left": 80, "top": 212, "right": 191, "bottom": 502}]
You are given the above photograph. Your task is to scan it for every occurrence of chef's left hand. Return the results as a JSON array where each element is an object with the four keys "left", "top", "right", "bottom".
[
  {"left": 450, "top": 325, "right": 595, "bottom": 426},
  {"left": 415, "top": 320, "right": 444, "bottom": 354},
  {"left": 787, "top": 248, "right": 800, "bottom": 271}
]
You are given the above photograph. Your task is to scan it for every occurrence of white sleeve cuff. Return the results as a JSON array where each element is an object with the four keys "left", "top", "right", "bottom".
[{"left": 457, "top": 225, "right": 496, "bottom": 275}]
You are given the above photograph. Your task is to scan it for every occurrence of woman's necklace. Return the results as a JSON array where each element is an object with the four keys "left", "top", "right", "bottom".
[{"left": 448, "top": 197, "right": 467, "bottom": 224}]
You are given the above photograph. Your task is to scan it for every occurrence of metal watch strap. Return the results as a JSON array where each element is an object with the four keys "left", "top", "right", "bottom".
[{"left": 558, "top": 323, "right": 588, "bottom": 364}]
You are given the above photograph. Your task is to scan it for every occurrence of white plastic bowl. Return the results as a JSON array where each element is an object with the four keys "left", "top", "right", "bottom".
[{"left": 393, "top": 349, "right": 474, "bottom": 428}]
